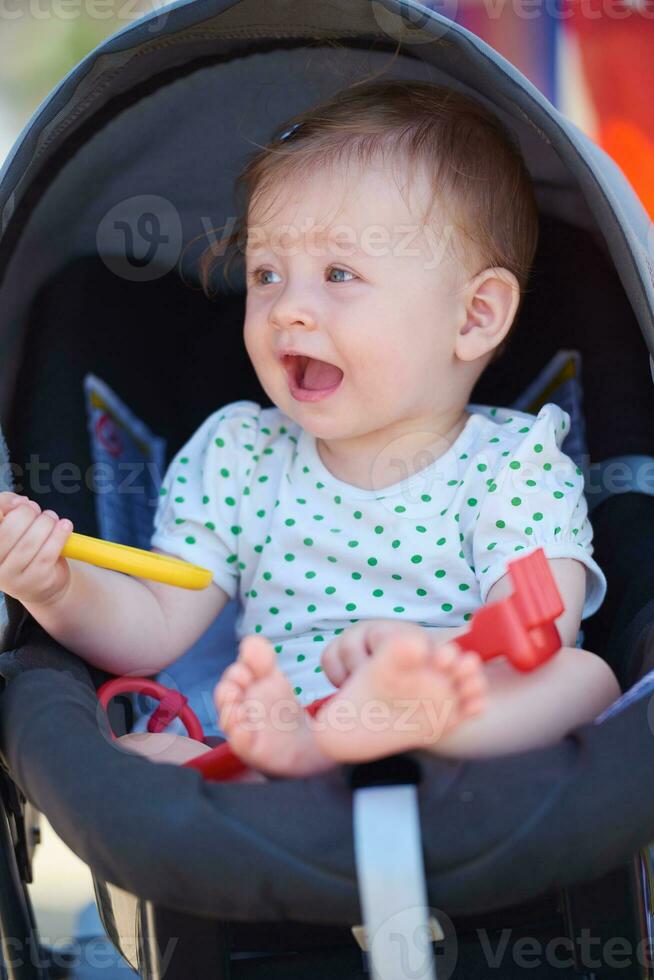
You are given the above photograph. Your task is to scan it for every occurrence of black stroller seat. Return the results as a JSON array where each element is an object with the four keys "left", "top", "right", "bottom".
[{"left": 2, "top": 2, "right": 654, "bottom": 978}]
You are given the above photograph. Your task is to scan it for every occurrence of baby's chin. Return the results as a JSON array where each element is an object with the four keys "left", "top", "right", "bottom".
[
  {"left": 273, "top": 385, "right": 384, "bottom": 437},
  {"left": 269, "top": 381, "right": 350, "bottom": 431}
]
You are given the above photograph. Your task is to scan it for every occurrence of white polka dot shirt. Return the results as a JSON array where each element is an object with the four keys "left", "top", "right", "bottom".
[{"left": 150, "top": 400, "right": 607, "bottom": 705}]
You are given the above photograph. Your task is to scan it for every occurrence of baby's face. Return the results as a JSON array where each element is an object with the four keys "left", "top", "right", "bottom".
[{"left": 243, "top": 160, "right": 472, "bottom": 443}]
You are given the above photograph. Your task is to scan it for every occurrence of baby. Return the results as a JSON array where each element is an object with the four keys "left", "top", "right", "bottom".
[{"left": 0, "top": 80, "right": 621, "bottom": 779}]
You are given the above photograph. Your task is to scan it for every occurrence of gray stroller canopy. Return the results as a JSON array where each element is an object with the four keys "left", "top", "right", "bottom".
[
  {"left": 3, "top": 0, "right": 654, "bottom": 965},
  {"left": 1, "top": 0, "right": 654, "bottom": 420}
]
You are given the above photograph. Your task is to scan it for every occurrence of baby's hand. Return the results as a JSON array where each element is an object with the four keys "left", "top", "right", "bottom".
[
  {"left": 0, "top": 492, "right": 74, "bottom": 607},
  {"left": 321, "top": 618, "right": 419, "bottom": 687}
]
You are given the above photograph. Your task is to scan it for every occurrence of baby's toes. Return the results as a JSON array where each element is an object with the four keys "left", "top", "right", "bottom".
[
  {"left": 452, "top": 650, "right": 484, "bottom": 681},
  {"left": 213, "top": 664, "right": 252, "bottom": 719},
  {"left": 213, "top": 677, "right": 241, "bottom": 713},
  {"left": 221, "top": 660, "right": 255, "bottom": 691},
  {"left": 239, "top": 634, "right": 277, "bottom": 679},
  {"left": 216, "top": 663, "right": 246, "bottom": 691},
  {"left": 459, "top": 671, "right": 488, "bottom": 700},
  {"left": 462, "top": 694, "right": 486, "bottom": 717},
  {"left": 430, "top": 642, "right": 460, "bottom": 673},
  {"left": 378, "top": 628, "right": 431, "bottom": 673},
  {"left": 214, "top": 683, "right": 245, "bottom": 732},
  {"left": 454, "top": 655, "right": 488, "bottom": 715},
  {"left": 224, "top": 715, "right": 256, "bottom": 758}
]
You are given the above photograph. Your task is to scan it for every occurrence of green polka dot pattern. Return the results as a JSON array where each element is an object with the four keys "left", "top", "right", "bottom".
[
  {"left": 469, "top": 403, "right": 605, "bottom": 616},
  {"left": 150, "top": 400, "right": 606, "bottom": 706}
]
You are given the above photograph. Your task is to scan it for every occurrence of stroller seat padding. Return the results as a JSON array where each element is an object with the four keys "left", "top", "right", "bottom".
[{"left": 1, "top": 606, "right": 653, "bottom": 922}]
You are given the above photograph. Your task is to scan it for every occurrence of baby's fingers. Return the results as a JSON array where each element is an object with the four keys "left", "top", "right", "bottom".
[
  {"left": 321, "top": 621, "right": 415, "bottom": 686},
  {"left": 21, "top": 515, "right": 73, "bottom": 577},
  {"left": 0, "top": 492, "right": 33, "bottom": 518},
  {"left": 0, "top": 501, "right": 45, "bottom": 565},
  {"left": 0, "top": 505, "right": 73, "bottom": 605},
  {"left": 321, "top": 638, "right": 368, "bottom": 687},
  {"left": 320, "top": 643, "right": 348, "bottom": 687}
]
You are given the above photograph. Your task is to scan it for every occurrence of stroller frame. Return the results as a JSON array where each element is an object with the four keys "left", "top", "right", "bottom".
[{"left": 1, "top": 1, "right": 654, "bottom": 976}]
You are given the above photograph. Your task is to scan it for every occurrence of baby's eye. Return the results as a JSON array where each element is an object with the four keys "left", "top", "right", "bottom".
[
  {"left": 248, "top": 268, "right": 281, "bottom": 286},
  {"left": 247, "top": 266, "right": 357, "bottom": 286},
  {"left": 328, "top": 266, "right": 357, "bottom": 283}
]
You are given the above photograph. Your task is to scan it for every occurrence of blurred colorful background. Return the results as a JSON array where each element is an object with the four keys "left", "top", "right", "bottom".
[
  {"left": 1, "top": 0, "right": 653, "bottom": 214},
  {"left": 455, "top": 0, "right": 654, "bottom": 216}
]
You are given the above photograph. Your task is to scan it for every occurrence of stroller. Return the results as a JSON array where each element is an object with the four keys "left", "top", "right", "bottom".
[{"left": 2, "top": 0, "right": 654, "bottom": 976}]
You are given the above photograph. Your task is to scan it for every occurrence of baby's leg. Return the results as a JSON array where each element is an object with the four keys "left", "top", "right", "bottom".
[
  {"left": 116, "top": 731, "right": 214, "bottom": 764},
  {"left": 115, "top": 732, "right": 266, "bottom": 782},
  {"left": 416, "top": 646, "right": 621, "bottom": 759},
  {"left": 312, "top": 635, "right": 620, "bottom": 763}
]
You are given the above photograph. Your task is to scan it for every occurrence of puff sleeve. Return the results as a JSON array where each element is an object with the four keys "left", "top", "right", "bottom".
[
  {"left": 472, "top": 403, "right": 607, "bottom": 620},
  {"left": 150, "top": 401, "right": 260, "bottom": 600}
]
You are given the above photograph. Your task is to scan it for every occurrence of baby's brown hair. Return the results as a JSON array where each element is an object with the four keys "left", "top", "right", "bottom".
[{"left": 198, "top": 78, "right": 539, "bottom": 362}]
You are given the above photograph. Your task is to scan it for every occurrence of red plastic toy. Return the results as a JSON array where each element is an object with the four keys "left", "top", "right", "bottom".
[
  {"left": 452, "top": 546, "right": 564, "bottom": 670},
  {"left": 97, "top": 547, "right": 563, "bottom": 781}
]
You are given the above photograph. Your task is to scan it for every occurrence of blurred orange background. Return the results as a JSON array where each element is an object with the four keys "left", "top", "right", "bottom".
[
  {"left": 1, "top": 0, "right": 652, "bottom": 216},
  {"left": 448, "top": 0, "right": 654, "bottom": 217}
]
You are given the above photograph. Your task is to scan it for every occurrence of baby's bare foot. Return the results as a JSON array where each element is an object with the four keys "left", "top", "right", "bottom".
[
  {"left": 116, "top": 732, "right": 212, "bottom": 765},
  {"left": 312, "top": 634, "right": 488, "bottom": 763},
  {"left": 213, "top": 634, "right": 335, "bottom": 778}
]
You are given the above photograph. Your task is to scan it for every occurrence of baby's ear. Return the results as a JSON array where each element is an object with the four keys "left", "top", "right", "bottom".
[{"left": 454, "top": 268, "right": 520, "bottom": 363}]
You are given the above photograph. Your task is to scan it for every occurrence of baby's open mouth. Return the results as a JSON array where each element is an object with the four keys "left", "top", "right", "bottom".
[{"left": 283, "top": 354, "right": 344, "bottom": 391}]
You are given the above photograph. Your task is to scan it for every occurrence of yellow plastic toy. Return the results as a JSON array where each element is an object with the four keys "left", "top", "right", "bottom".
[
  {"left": 62, "top": 533, "right": 212, "bottom": 590},
  {"left": 0, "top": 511, "right": 212, "bottom": 589}
]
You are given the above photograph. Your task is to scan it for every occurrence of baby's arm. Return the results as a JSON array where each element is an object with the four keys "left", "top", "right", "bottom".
[
  {"left": 319, "top": 558, "right": 620, "bottom": 760},
  {"left": 427, "top": 556, "right": 617, "bottom": 754},
  {"left": 420, "top": 642, "right": 620, "bottom": 759},
  {"left": 25, "top": 554, "right": 228, "bottom": 677},
  {"left": 0, "top": 493, "right": 228, "bottom": 676},
  {"left": 485, "top": 556, "right": 586, "bottom": 648},
  {"left": 323, "top": 557, "right": 590, "bottom": 687},
  {"left": 422, "top": 557, "right": 620, "bottom": 757}
]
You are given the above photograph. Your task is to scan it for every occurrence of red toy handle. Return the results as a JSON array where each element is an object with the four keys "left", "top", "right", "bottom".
[
  {"left": 182, "top": 695, "right": 335, "bottom": 781},
  {"left": 97, "top": 676, "right": 336, "bottom": 781},
  {"left": 97, "top": 548, "right": 563, "bottom": 780},
  {"left": 453, "top": 547, "right": 564, "bottom": 670},
  {"left": 97, "top": 676, "right": 206, "bottom": 742}
]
